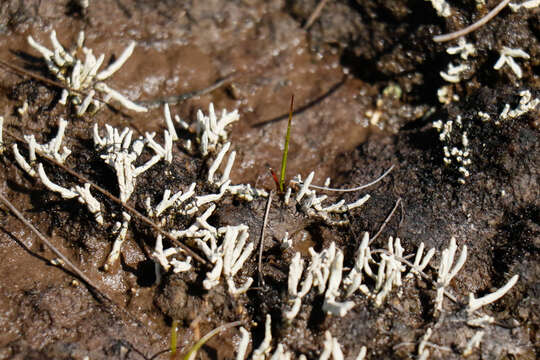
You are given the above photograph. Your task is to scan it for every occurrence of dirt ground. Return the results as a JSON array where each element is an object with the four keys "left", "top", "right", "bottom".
[{"left": 0, "top": 0, "right": 538, "bottom": 359}]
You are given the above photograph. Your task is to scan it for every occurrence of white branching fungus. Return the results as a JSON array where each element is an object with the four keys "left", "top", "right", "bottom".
[
  {"left": 12, "top": 144, "right": 36, "bottom": 176},
  {"left": 94, "top": 124, "right": 162, "bottom": 203},
  {"left": 406, "top": 242, "right": 435, "bottom": 279},
  {"left": 374, "top": 237, "right": 407, "bottom": 306},
  {"left": 466, "top": 314, "right": 495, "bottom": 327},
  {"left": 22, "top": 118, "right": 72, "bottom": 163},
  {"left": 355, "top": 346, "right": 367, "bottom": 360},
  {"left": 467, "top": 275, "right": 519, "bottom": 313},
  {"left": 222, "top": 225, "right": 254, "bottom": 295},
  {"left": 205, "top": 141, "right": 268, "bottom": 201},
  {"left": 426, "top": 0, "right": 451, "bottom": 17},
  {"left": 17, "top": 101, "right": 28, "bottom": 115},
  {"left": 509, "top": 0, "right": 540, "bottom": 11},
  {"left": 440, "top": 63, "right": 469, "bottom": 83},
  {"left": 417, "top": 327, "right": 432, "bottom": 360},
  {"left": 148, "top": 183, "right": 196, "bottom": 218},
  {"left": 174, "top": 204, "right": 218, "bottom": 238},
  {"left": 38, "top": 162, "right": 106, "bottom": 225},
  {"left": 269, "top": 344, "right": 292, "bottom": 360},
  {"left": 104, "top": 212, "right": 131, "bottom": 271},
  {"left": 280, "top": 232, "right": 292, "bottom": 249},
  {"left": 152, "top": 234, "right": 192, "bottom": 276},
  {"left": 72, "top": 183, "right": 103, "bottom": 225},
  {"left": 145, "top": 131, "right": 174, "bottom": 164},
  {"left": 343, "top": 232, "right": 370, "bottom": 296},
  {"left": 252, "top": 315, "right": 272, "bottom": 360},
  {"left": 195, "top": 103, "right": 239, "bottom": 156},
  {"left": 284, "top": 252, "right": 313, "bottom": 321},
  {"left": 320, "top": 331, "right": 344, "bottom": 360},
  {"left": 493, "top": 47, "right": 530, "bottom": 79},
  {"left": 447, "top": 38, "right": 476, "bottom": 60},
  {"left": 37, "top": 163, "right": 77, "bottom": 199},
  {"left": 236, "top": 327, "right": 250, "bottom": 360},
  {"left": 499, "top": 90, "right": 539, "bottom": 121},
  {"left": 323, "top": 250, "right": 355, "bottom": 316},
  {"left": 27, "top": 30, "right": 146, "bottom": 114},
  {"left": 463, "top": 330, "right": 485, "bottom": 356},
  {"left": 291, "top": 172, "right": 370, "bottom": 225},
  {"left": 433, "top": 116, "right": 472, "bottom": 183},
  {"left": 435, "top": 237, "right": 467, "bottom": 312}
]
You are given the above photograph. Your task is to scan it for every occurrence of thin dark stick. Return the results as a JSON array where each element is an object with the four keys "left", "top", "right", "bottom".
[
  {"left": 294, "top": 165, "right": 395, "bottom": 193},
  {"left": 370, "top": 197, "right": 401, "bottom": 245},
  {"left": 4, "top": 129, "right": 208, "bottom": 266},
  {"left": 0, "top": 191, "right": 166, "bottom": 343},
  {"left": 258, "top": 190, "right": 274, "bottom": 288},
  {"left": 137, "top": 74, "right": 235, "bottom": 109},
  {"left": 0, "top": 59, "right": 106, "bottom": 103},
  {"left": 303, "top": 0, "right": 331, "bottom": 30},
  {"left": 0, "top": 192, "right": 112, "bottom": 302},
  {"left": 433, "top": 0, "right": 511, "bottom": 42}
]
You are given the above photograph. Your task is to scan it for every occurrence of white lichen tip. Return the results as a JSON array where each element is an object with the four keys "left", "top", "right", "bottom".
[
  {"left": 222, "top": 225, "right": 254, "bottom": 295},
  {"left": 494, "top": 47, "right": 530, "bottom": 79},
  {"left": 468, "top": 274, "right": 518, "bottom": 313},
  {"left": 252, "top": 315, "right": 272, "bottom": 360},
  {"left": 195, "top": 103, "right": 239, "bottom": 156},
  {"left": 499, "top": 90, "right": 540, "bottom": 121},
  {"left": 510, "top": 0, "right": 540, "bottom": 12},
  {"left": 463, "top": 330, "right": 485, "bottom": 356},
  {"left": 323, "top": 250, "right": 355, "bottom": 317},
  {"left": 12, "top": 144, "right": 36, "bottom": 177},
  {"left": 96, "top": 41, "right": 136, "bottom": 81},
  {"left": 418, "top": 327, "right": 432, "bottom": 359},
  {"left": 320, "top": 331, "right": 344, "bottom": 360},
  {"left": 284, "top": 251, "right": 313, "bottom": 321},
  {"left": 435, "top": 237, "right": 467, "bottom": 312},
  {"left": 72, "top": 183, "right": 103, "bottom": 225},
  {"left": 236, "top": 327, "right": 250, "bottom": 360},
  {"left": 447, "top": 38, "right": 476, "bottom": 60},
  {"left": 440, "top": 62, "right": 469, "bottom": 83},
  {"left": 427, "top": 0, "right": 451, "bottom": 17},
  {"left": 104, "top": 212, "right": 131, "bottom": 271},
  {"left": 37, "top": 163, "right": 77, "bottom": 199},
  {"left": 406, "top": 242, "right": 435, "bottom": 279}
]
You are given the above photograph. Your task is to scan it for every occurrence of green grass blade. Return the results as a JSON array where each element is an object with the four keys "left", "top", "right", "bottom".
[
  {"left": 279, "top": 95, "right": 294, "bottom": 192},
  {"left": 170, "top": 319, "right": 178, "bottom": 359},
  {"left": 183, "top": 321, "right": 242, "bottom": 360}
]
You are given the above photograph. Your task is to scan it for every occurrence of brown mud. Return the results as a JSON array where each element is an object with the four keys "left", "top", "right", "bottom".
[{"left": 0, "top": 0, "right": 538, "bottom": 359}]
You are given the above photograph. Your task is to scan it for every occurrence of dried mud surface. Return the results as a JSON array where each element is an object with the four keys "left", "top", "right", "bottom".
[{"left": 0, "top": 0, "right": 538, "bottom": 359}]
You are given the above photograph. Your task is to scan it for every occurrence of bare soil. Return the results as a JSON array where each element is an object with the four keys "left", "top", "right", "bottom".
[{"left": 0, "top": 1, "right": 538, "bottom": 359}]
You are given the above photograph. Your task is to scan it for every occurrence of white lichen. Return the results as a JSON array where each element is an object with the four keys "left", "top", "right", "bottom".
[
  {"left": 499, "top": 90, "right": 539, "bottom": 121},
  {"left": 194, "top": 103, "right": 239, "bottom": 156},
  {"left": 426, "top": 0, "right": 451, "bottom": 17},
  {"left": 447, "top": 38, "right": 476, "bottom": 60},
  {"left": 509, "top": 0, "right": 540, "bottom": 11},
  {"left": 435, "top": 237, "right": 467, "bottom": 312},
  {"left": 467, "top": 275, "right": 519, "bottom": 313},
  {"left": 440, "top": 63, "right": 469, "bottom": 83},
  {"left": 103, "top": 212, "right": 131, "bottom": 271},
  {"left": 27, "top": 30, "right": 146, "bottom": 114},
  {"left": 493, "top": 47, "right": 530, "bottom": 79}
]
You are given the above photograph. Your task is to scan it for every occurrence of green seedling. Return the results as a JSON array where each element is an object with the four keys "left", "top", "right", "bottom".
[
  {"left": 170, "top": 319, "right": 178, "bottom": 360},
  {"left": 279, "top": 95, "right": 294, "bottom": 193},
  {"left": 183, "top": 321, "right": 242, "bottom": 360}
]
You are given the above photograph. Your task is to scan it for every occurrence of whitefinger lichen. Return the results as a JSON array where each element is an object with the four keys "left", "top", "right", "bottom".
[{"left": 27, "top": 30, "right": 147, "bottom": 115}]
